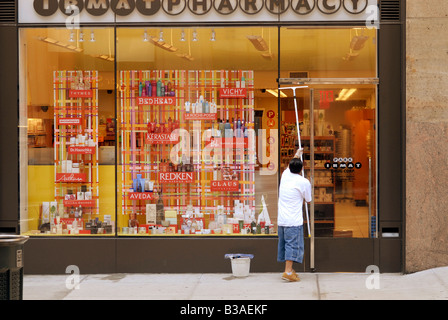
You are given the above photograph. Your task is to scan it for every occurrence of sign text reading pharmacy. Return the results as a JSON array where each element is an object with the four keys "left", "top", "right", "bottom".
[{"left": 30, "top": 0, "right": 374, "bottom": 18}]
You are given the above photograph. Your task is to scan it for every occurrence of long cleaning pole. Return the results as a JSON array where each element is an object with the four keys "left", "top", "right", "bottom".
[{"left": 279, "top": 86, "right": 311, "bottom": 238}]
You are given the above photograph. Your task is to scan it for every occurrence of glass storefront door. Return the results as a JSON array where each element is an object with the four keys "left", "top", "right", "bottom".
[{"left": 279, "top": 79, "right": 378, "bottom": 270}]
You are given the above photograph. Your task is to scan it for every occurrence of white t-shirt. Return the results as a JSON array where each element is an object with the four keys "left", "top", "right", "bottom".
[{"left": 278, "top": 167, "right": 312, "bottom": 227}]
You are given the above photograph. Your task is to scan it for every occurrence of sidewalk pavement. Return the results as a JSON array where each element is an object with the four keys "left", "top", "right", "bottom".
[{"left": 23, "top": 267, "right": 448, "bottom": 300}]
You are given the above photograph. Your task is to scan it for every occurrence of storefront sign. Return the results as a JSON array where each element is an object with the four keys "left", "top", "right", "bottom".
[
  {"left": 184, "top": 113, "right": 218, "bottom": 121},
  {"left": 158, "top": 172, "right": 194, "bottom": 183},
  {"left": 137, "top": 97, "right": 175, "bottom": 105},
  {"left": 57, "top": 118, "right": 82, "bottom": 125},
  {"left": 22, "top": 0, "right": 377, "bottom": 23},
  {"left": 69, "top": 89, "right": 93, "bottom": 98},
  {"left": 56, "top": 173, "right": 87, "bottom": 182},
  {"left": 68, "top": 146, "right": 96, "bottom": 154},
  {"left": 219, "top": 88, "right": 247, "bottom": 98},
  {"left": 145, "top": 132, "right": 179, "bottom": 144},
  {"left": 211, "top": 180, "right": 239, "bottom": 191}
]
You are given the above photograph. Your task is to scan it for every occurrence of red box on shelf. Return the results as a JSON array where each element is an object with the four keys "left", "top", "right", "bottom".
[
  {"left": 69, "top": 90, "right": 93, "bottom": 98},
  {"left": 127, "top": 192, "right": 154, "bottom": 200},
  {"left": 63, "top": 200, "right": 96, "bottom": 207},
  {"left": 68, "top": 146, "right": 96, "bottom": 154},
  {"left": 158, "top": 172, "right": 194, "bottom": 183},
  {"left": 211, "top": 180, "right": 239, "bottom": 192},
  {"left": 56, "top": 173, "right": 87, "bottom": 183}
]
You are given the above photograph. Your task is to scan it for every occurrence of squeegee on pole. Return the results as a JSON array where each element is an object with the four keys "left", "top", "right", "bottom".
[{"left": 279, "top": 86, "right": 311, "bottom": 238}]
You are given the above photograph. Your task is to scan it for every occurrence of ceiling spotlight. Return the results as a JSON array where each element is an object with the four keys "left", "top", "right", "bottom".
[
  {"left": 159, "top": 29, "right": 164, "bottom": 42},
  {"left": 90, "top": 30, "right": 95, "bottom": 42},
  {"left": 180, "top": 29, "right": 186, "bottom": 41},
  {"left": 336, "top": 88, "right": 357, "bottom": 101},
  {"left": 79, "top": 31, "right": 84, "bottom": 42},
  {"left": 69, "top": 30, "right": 75, "bottom": 42},
  {"left": 210, "top": 29, "right": 216, "bottom": 41},
  {"left": 192, "top": 29, "right": 198, "bottom": 42},
  {"left": 143, "top": 30, "right": 149, "bottom": 42}
]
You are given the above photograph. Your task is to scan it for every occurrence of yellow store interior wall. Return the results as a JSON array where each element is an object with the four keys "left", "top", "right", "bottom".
[{"left": 27, "top": 165, "right": 117, "bottom": 231}]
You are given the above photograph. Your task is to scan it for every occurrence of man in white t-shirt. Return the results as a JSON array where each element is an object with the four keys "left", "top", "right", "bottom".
[{"left": 277, "top": 150, "right": 312, "bottom": 282}]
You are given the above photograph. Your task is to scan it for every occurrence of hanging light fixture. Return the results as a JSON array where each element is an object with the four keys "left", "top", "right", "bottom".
[
  {"left": 180, "top": 29, "right": 186, "bottom": 41},
  {"left": 69, "top": 30, "right": 75, "bottom": 42},
  {"left": 210, "top": 29, "right": 216, "bottom": 41},
  {"left": 192, "top": 29, "right": 198, "bottom": 42},
  {"left": 143, "top": 29, "right": 149, "bottom": 42},
  {"left": 159, "top": 29, "right": 164, "bottom": 42},
  {"left": 79, "top": 30, "right": 84, "bottom": 42},
  {"left": 90, "top": 30, "right": 95, "bottom": 42}
]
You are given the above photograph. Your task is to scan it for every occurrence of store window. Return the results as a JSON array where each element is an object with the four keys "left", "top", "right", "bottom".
[
  {"left": 19, "top": 25, "right": 378, "bottom": 239},
  {"left": 19, "top": 27, "right": 116, "bottom": 236},
  {"left": 116, "top": 27, "right": 279, "bottom": 236}
]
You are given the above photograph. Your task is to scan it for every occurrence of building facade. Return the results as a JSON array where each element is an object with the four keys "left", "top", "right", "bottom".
[{"left": 0, "top": 0, "right": 429, "bottom": 274}]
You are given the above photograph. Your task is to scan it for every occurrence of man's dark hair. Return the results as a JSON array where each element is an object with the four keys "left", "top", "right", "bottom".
[{"left": 289, "top": 158, "right": 303, "bottom": 174}]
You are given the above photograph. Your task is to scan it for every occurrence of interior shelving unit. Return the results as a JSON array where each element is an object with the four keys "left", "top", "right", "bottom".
[
  {"left": 302, "top": 136, "right": 336, "bottom": 237},
  {"left": 53, "top": 70, "right": 102, "bottom": 234}
]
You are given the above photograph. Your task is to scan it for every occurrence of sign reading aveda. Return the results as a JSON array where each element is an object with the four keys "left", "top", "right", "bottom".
[{"left": 26, "top": 0, "right": 375, "bottom": 22}]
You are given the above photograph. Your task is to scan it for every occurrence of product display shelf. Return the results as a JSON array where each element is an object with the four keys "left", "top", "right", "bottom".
[
  {"left": 119, "top": 70, "right": 259, "bottom": 235},
  {"left": 302, "top": 136, "right": 336, "bottom": 237},
  {"left": 50, "top": 70, "right": 105, "bottom": 235}
]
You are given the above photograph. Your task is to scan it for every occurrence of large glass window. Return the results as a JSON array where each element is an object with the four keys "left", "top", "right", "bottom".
[
  {"left": 116, "top": 27, "right": 279, "bottom": 236},
  {"left": 19, "top": 27, "right": 116, "bottom": 236},
  {"left": 19, "top": 25, "right": 377, "bottom": 238}
]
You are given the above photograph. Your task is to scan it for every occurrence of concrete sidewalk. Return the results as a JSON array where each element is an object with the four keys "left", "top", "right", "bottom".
[{"left": 23, "top": 267, "right": 448, "bottom": 300}]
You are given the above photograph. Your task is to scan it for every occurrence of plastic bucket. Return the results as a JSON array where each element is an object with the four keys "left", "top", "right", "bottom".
[{"left": 230, "top": 257, "right": 251, "bottom": 277}]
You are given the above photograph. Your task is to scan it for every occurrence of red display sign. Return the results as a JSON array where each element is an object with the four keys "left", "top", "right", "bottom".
[
  {"left": 319, "top": 90, "right": 334, "bottom": 109},
  {"left": 68, "top": 146, "right": 96, "bottom": 154},
  {"left": 63, "top": 200, "right": 96, "bottom": 207},
  {"left": 145, "top": 132, "right": 179, "bottom": 144},
  {"left": 57, "top": 118, "right": 82, "bottom": 125},
  {"left": 69, "top": 90, "right": 93, "bottom": 98},
  {"left": 211, "top": 180, "right": 239, "bottom": 192},
  {"left": 158, "top": 172, "right": 194, "bottom": 183},
  {"left": 127, "top": 192, "right": 155, "bottom": 200},
  {"left": 137, "top": 97, "right": 175, "bottom": 105},
  {"left": 207, "top": 137, "right": 248, "bottom": 149},
  {"left": 56, "top": 173, "right": 87, "bottom": 183},
  {"left": 184, "top": 113, "right": 218, "bottom": 121},
  {"left": 219, "top": 88, "right": 247, "bottom": 98}
]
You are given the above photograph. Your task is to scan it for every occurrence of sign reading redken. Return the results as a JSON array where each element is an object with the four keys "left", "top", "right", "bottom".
[{"left": 30, "top": 0, "right": 372, "bottom": 17}]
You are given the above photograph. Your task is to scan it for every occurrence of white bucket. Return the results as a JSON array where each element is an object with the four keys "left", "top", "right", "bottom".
[{"left": 230, "top": 257, "right": 251, "bottom": 277}]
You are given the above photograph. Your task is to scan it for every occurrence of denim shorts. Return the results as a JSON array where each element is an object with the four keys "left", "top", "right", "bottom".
[{"left": 277, "top": 225, "right": 304, "bottom": 264}]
